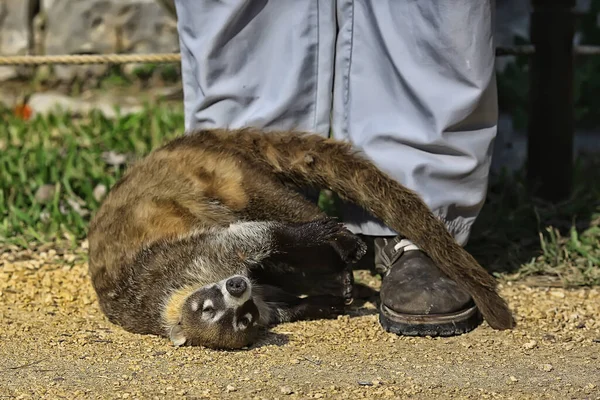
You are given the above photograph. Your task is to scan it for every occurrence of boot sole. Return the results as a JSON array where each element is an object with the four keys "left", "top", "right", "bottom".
[{"left": 378, "top": 303, "right": 483, "bottom": 337}]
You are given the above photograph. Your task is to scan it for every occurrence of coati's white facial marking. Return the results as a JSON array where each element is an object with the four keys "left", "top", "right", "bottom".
[
  {"left": 190, "top": 300, "right": 199, "bottom": 312},
  {"left": 202, "top": 299, "right": 214, "bottom": 311}
]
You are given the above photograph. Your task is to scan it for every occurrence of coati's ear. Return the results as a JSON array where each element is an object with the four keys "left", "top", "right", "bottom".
[{"left": 169, "top": 323, "right": 187, "bottom": 347}]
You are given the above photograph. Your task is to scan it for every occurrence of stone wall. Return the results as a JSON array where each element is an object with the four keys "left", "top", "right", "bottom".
[
  {"left": 0, "top": 0, "right": 593, "bottom": 82},
  {"left": 0, "top": 0, "right": 36, "bottom": 80},
  {"left": 0, "top": 0, "right": 179, "bottom": 81}
]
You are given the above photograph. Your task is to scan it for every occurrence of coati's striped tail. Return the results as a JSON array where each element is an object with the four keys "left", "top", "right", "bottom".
[{"left": 168, "top": 128, "right": 515, "bottom": 331}]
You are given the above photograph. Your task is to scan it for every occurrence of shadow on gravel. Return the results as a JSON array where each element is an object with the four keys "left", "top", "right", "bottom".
[
  {"left": 249, "top": 331, "right": 290, "bottom": 350},
  {"left": 345, "top": 283, "right": 380, "bottom": 318}
]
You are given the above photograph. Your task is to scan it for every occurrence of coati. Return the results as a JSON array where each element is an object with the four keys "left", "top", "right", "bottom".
[{"left": 87, "top": 127, "right": 515, "bottom": 349}]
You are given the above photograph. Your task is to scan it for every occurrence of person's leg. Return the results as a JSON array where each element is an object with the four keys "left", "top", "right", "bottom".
[
  {"left": 174, "top": 0, "right": 336, "bottom": 136},
  {"left": 332, "top": 0, "right": 497, "bottom": 335}
]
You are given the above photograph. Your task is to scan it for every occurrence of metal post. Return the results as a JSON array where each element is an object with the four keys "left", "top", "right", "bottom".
[{"left": 527, "top": 0, "right": 575, "bottom": 202}]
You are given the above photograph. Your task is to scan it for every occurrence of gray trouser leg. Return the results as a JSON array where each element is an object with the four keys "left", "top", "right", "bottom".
[
  {"left": 174, "top": 0, "right": 336, "bottom": 135},
  {"left": 175, "top": 0, "right": 497, "bottom": 247},
  {"left": 332, "top": 0, "right": 498, "bottom": 246}
]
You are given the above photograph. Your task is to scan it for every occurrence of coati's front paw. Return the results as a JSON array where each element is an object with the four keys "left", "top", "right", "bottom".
[
  {"left": 277, "top": 218, "right": 366, "bottom": 265},
  {"left": 329, "top": 230, "right": 367, "bottom": 265}
]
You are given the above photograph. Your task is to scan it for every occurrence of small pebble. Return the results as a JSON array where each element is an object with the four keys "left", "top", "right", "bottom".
[
  {"left": 34, "top": 184, "right": 56, "bottom": 204},
  {"left": 93, "top": 184, "right": 107, "bottom": 202},
  {"left": 280, "top": 386, "right": 293, "bottom": 395},
  {"left": 523, "top": 340, "right": 538, "bottom": 350},
  {"left": 226, "top": 385, "right": 236, "bottom": 392},
  {"left": 540, "top": 364, "right": 554, "bottom": 372}
]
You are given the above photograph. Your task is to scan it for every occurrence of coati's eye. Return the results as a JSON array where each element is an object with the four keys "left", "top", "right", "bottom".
[
  {"left": 201, "top": 300, "right": 215, "bottom": 316},
  {"left": 238, "top": 313, "right": 252, "bottom": 329}
]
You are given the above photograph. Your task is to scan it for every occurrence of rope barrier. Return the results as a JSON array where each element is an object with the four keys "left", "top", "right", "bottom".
[
  {"left": 0, "top": 53, "right": 181, "bottom": 66},
  {"left": 0, "top": 46, "right": 599, "bottom": 66}
]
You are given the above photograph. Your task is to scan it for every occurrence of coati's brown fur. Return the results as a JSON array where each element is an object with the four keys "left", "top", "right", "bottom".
[{"left": 87, "top": 128, "right": 514, "bottom": 349}]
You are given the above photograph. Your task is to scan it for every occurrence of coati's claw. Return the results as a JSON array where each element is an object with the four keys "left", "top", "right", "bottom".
[{"left": 342, "top": 266, "right": 355, "bottom": 305}]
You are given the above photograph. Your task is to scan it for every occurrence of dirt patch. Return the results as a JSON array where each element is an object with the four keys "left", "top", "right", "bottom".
[{"left": 1, "top": 244, "right": 599, "bottom": 399}]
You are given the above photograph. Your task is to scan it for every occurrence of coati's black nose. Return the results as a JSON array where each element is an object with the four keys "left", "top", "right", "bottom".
[{"left": 226, "top": 277, "right": 247, "bottom": 297}]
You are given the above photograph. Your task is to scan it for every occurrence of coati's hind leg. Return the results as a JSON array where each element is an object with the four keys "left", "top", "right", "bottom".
[
  {"left": 256, "top": 284, "right": 346, "bottom": 325},
  {"left": 250, "top": 261, "right": 354, "bottom": 300}
]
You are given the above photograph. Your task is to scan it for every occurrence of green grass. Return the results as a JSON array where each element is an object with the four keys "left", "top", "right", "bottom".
[
  {"left": 0, "top": 104, "right": 598, "bottom": 286},
  {"left": 466, "top": 158, "right": 600, "bottom": 287},
  {"left": 0, "top": 104, "right": 184, "bottom": 248}
]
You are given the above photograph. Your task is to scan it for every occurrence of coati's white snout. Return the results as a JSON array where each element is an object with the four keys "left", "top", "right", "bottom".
[{"left": 219, "top": 275, "right": 252, "bottom": 308}]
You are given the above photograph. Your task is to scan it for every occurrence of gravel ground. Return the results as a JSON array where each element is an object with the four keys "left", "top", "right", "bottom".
[{"left": 1, "top": 243, "right": 599, "bottom": 400}]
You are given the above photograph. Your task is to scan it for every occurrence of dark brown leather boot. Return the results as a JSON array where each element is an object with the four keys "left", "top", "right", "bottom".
[{"left": 375, "top": 236, "right": 482, "bottom": 336}]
